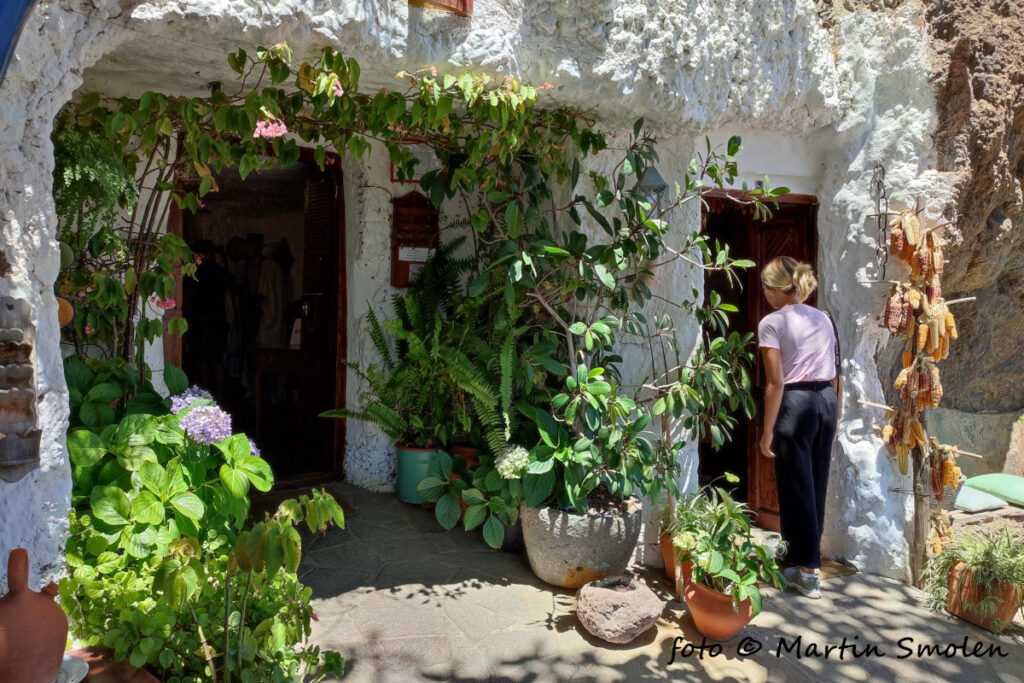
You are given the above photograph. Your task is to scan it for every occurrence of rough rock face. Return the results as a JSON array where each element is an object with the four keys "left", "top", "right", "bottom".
[
  {"left": 576, "top": 575, "right": 664, "bottom": 644},
  {"left": 815, "top": 2, "right": 957, "bottom": 582},
  {"left": 925, "top": 1, "right": 1024, "bottom": 415}
]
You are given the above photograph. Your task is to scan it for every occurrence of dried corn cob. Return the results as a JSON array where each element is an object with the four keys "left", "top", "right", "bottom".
[
  {"left": 929, "top": 314, "right": 942, "bottom": 352},
  {"left": 942, "top": 459, "right": 956, "bottom": 487},
  {"left": 945, "top": 311, "right": 957, "bottom": 339},
  {"left": 899, "top": 301, "right": 914, "bottom": 336},
  {"left": 890, "top": 225, "right": 906, "bottom": 257},
  {"left": 912, "top": 420, "right": 926, "bottom": 447},
  {"left": 917, "top": 320, "right": 929, "bottom": 350},
  {"left": 884, "top": 287, "right": 903, "bottom": 334},
  {"left": 902, "top": 350, "right": 914, "bottom": 369},
  {"left": 908, "top": 288, "right": 922, "bottom": 310},
  {"left": 897, "top": 446, "right": 910, "bottom": 475},
  {"left": 918, "top": 249, "right": 932, "bottom": 280},
  {"left": 882, "top": 424, "right": 895, "bottom": 443},
  {"left": 904, "top": 213, "right": 920, "bottom": 247}
]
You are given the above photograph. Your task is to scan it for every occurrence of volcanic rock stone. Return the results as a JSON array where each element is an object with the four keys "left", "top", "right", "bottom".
[{"left": 575, "top": 575, "right": 664, "bottom": 644}]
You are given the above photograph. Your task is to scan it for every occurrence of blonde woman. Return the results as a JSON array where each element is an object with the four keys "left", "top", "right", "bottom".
[{"left": 758, "top": 256, "right": 842, "bottom": 599}]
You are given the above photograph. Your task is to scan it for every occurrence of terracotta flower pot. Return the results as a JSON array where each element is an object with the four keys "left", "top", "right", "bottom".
[
  {"left": 683, "top": 579, "right": 753, "bottom": 641},
  {"left": 0, "top": 548, "right": 69, "bottom": 683},
  {"left": 660, "top": 533, "right": 675, "bottom": 580},
  {"left": 447, "top": 472, "right": 470, "bottom": 514},
  {"left": 946, "top": 562, "right": 1021, "bottom": 632},
  {"left": 659, "top": 535, "right": 695, "bottom": 582},
  {"left": 447, "top": 444, "right": 480, "bottom": 468}
]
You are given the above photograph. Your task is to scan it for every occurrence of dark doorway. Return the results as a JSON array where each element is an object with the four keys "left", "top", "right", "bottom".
[
  {"left": 174, "top": 157, "right": 345, "bottom": 484},
  {"left": 699, "top": 193, "right": 818, "bottom": 531}
]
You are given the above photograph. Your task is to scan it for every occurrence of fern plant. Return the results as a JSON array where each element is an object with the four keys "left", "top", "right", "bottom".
[{"left": 322, "top": 239, "right": 473, "bottom": 448}]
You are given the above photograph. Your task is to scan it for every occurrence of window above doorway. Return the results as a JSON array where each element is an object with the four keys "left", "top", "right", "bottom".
[{"left": 409, "top": 0, "right": 472, "bottom": 16}]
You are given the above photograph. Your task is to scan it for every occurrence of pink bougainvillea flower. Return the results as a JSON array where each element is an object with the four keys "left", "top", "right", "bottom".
[
  {"left": 540, "top": 82, "right": 554, "bottom": 90},
  {"left": 84, "top": 325, "right": 94, "bottom": 335},
  {"left": 311, "top": 612, "right": 319, "bottom": 622},
  {"left": 77, "top": 291, "right": 86, "bottom": 298},
  {"left": 253, "top": 119, "right": 288, "bottom": 139},
  {"left": 85, "top": 285, "right": 94, "bottom": 292},
  {"left": 150, "top": 296, "right": 176, "bottom": 310},
  {"left": 333, "top": 80, "right": 344, "bottom": 98}
]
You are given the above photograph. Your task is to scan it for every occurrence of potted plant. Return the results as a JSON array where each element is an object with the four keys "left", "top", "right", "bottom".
[
  {"left": 322, "top": 241, "right": 469, "bottom": 503},
  {"left": 517, "top": 373, "right": 660, "bottom": 588},
  {"left": 923, "top": 526, "right": 1024, "bottom": 632},
  {"left": 674, "top": 486, "right": 786, "bottom": 641}
]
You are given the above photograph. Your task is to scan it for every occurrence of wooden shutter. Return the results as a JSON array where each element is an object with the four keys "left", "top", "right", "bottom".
[{"left": 409, "top": 0, "right": 472, "bottom": 16}]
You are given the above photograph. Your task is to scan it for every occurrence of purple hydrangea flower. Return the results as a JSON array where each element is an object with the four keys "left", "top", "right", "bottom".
[
  {"left": 178, "top": 404, "right": 233, "bottom": 444},
  {"left": 171, "top": 385, "right": 214, "bottom": 414}
]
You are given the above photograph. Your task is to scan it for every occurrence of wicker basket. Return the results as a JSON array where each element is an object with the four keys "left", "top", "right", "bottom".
[{"left": 940, "top": 475, "right": 967, "bottom": 512}]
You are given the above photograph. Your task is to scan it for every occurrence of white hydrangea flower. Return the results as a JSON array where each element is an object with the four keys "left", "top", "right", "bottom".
[{"left": 496, "top": 445, "right": 529, "bottom": 480}]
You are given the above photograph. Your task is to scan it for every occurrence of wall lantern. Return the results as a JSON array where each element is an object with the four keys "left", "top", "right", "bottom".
[{"left": 636, "top": 165, "right": 668, "bottom": 215}]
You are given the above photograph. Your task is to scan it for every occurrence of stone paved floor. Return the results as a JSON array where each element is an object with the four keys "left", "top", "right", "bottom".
[{"left": 295, "top": 483, "right": 1024, "bottom": 682}]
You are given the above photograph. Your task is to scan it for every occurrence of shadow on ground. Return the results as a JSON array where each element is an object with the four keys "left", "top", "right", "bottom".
[{"left": 289, "top": 483, "right": 1024, "bottom": 682}]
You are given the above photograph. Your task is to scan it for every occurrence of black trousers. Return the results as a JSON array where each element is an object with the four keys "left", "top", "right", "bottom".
[{"left": 773, "top": 381, "right": 838, "bottom": 569}]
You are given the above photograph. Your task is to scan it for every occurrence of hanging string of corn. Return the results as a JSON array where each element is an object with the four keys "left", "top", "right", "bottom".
[{"left": 878, "top": 209, "right": 964, "bottom": 520}]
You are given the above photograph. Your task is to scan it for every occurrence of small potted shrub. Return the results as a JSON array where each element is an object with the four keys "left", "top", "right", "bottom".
[
  {"left": 516, "top": 371, "right": 665, "bottom": 589},
  {"left": 323, "top": 242, "right": 468, "bottom": 503},
  {"left": 674, "top": 487, "right": 786, "bottom": 641},
  {"left": 923, "top": 526, "right": 1024, "bottom": 632}
]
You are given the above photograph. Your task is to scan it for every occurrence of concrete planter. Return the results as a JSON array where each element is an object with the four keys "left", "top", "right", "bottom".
[{"left": 520, "top": 498, "right": 643, "bottom": 589}]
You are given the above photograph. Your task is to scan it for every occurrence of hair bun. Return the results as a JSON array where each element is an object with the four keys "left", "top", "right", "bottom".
[{"left": 792, "top": 263, "right": 818, "bottom": 301}]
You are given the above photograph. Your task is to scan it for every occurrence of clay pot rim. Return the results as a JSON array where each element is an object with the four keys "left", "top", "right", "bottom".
[
  {"left": 685, "top": 577, "right": 751, "bottom": 608},
  {"left": 522, "top": 496, "right": 642, "bottom": 520}
]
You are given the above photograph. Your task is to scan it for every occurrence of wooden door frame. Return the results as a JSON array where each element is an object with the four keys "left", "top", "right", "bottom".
[
  {"left": 701, "top": 191, "right": 819, "bottom": 531},
  {"left": 162, "top": 149, "right": 348, "bottom": 484}
]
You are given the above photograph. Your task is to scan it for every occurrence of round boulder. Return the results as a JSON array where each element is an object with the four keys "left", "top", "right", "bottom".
[{"left": 576, "top": 575, "right": 664, "bottom": 644}]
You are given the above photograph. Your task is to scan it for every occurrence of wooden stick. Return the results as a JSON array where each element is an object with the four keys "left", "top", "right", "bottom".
[
  {"left": 859, "top": 399, "right": 895, "bottom": 411},
  {"left": 944, "top": 297, "right": 976, "bottom": 306},
  {"left": 858, "top": 279, "right": 902, "bottom": 286},
  {"left": 954, "top": 449, "right": 984, "bottom": 460}
]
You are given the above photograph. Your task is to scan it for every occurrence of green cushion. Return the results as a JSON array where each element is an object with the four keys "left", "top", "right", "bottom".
[
  {"left": 964, "top": 473, "right": 1024, "bottom": 506},
  {"left": 954, "top": 485, "right": 1007, "bottom": 513}
]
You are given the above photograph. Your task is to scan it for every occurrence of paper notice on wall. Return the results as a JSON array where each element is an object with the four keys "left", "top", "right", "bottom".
[
  {"left": 398, "top": 247, "right": 434, "bottom": 263},
  {"left": 289, "top": 319, "right": 302, "bottom": 348}
]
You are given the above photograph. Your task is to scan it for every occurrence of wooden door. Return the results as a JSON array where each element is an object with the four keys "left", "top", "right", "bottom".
[
  {"left": 293, "top": 163, "right": 345, "bottom": 480},
  {"left": 745, "top": 201, "right": 818, "bottom": 531}
]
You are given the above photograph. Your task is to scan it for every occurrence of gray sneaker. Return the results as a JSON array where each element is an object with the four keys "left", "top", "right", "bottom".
[{"left": 783, "top": 567, "right": 821, "bottom": 599}]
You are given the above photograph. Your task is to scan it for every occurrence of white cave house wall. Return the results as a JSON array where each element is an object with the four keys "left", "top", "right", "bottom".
[{"left": 0, "top": 0, "right": 964, "bottom": 585}]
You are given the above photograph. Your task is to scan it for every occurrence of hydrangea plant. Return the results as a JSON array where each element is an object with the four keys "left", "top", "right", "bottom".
[{"left": 60, "top": 358, "right": 346, "bottom": 682}]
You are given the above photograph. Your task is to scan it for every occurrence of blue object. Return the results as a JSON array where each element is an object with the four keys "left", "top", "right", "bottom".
[{"left": 0, "top": 0, "right": 38, "bottom": 87}]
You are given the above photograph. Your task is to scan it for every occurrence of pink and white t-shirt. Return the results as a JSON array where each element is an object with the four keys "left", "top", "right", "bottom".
[{"left": 757, "top": 303, "right": 836, "bottom": 383}]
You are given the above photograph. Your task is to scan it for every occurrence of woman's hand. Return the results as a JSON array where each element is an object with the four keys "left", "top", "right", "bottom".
[{"left": 760, "top": 432, "right": 776, "bottom": 459}]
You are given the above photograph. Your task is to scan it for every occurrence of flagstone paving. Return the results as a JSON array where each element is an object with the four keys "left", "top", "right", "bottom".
[{"left": 296, "top": 483, "right": 1024, "bottom": 682}]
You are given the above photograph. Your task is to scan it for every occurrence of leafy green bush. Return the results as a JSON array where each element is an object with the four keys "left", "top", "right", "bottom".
[
  {"left": 60, "top": 357, "right": 346, "bottom": 682},
  {"left": 416, "top": 451, "right": 522, "bottom": 549}
]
